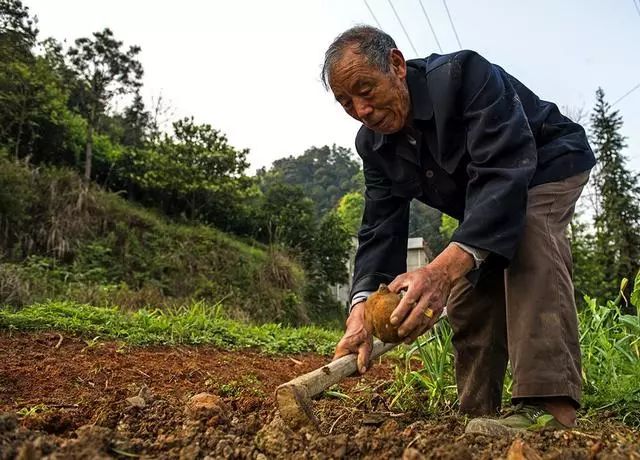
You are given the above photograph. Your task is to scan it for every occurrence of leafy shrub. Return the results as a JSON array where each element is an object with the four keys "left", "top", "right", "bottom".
[{"left": 0, "top": 159, "right": 330, "bottom": 324}]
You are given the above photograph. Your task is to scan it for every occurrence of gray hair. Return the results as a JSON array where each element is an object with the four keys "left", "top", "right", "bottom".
[{"left": 321, "top": 25, "right": 397, "bottom": 90}]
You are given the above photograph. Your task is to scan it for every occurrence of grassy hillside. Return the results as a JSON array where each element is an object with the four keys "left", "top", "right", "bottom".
[{"left": 0, "top": 156, "right": 336, "bottom": 325}]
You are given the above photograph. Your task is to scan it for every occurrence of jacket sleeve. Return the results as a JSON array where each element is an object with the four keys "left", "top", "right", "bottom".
[
  {"left": 450, "top": 52, "right": 537, "bottom": 266},
  {"left": 350, "top": 145, "right": 410, "bottom": 299}
]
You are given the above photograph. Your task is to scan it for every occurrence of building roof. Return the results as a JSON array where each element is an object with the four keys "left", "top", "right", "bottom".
[{"left": 407, "top": 237, "right": 425, "bottom": 250}]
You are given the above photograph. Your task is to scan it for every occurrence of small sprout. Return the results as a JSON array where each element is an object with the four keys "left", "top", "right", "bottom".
[{"left": 17, "top": 403, "right": 49, "bottom": 417}]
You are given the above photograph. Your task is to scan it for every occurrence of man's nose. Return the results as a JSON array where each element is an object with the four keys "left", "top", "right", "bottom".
[{"left": 353, "top": 98, "right": 373, "bottom": 120}]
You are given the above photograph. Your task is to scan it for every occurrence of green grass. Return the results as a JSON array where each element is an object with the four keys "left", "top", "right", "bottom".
[
  {"left": 388, "top": 273, "right": 640, "bottom": 426},
  {"left": 580, "top": 276, "right": 640, "bottom": 425},
  {"left": 0, "top": 300, "right": 341, "bottom": 355}
]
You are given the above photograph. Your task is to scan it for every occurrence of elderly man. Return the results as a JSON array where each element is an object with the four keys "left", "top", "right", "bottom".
[{"left": 324, "top": 25, "right": 595, "bottom": 435}]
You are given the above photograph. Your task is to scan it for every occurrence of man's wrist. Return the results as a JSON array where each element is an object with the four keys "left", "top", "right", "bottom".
[
  {"left": 429, "top": 244, "right": 475, "bottom": 282},
  {"left": 347, "top": 301, "right": 365, "bottom": 325},
  {"left": 450, "top": 242, "right": 488, "bottom": 269},
  {"left": 349, "top": 290, "right": 373, "bottom": 314}
]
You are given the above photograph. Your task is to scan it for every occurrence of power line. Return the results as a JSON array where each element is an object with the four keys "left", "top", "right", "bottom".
[
  {"left": 417, "top": 0, "right": 443, "bottom": 53},
  {"left": 442, "top": 0, "right": 463, "bottom": 49},
  {"left": 386, "top": 0, "right": 419, "bottom": 56},
  {"left": 609, "top": 2, "right": 640, "bottom": 107},
  {"left": 363, "top": 0, "right": 383, "bottom": 28},
  {"left": 612, "top": 82, "right": 640, "bottom": 107}
]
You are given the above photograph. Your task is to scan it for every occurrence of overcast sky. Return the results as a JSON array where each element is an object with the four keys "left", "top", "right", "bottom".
[{"left": 25, "top": 0, "right": 640, "bottom": 173}]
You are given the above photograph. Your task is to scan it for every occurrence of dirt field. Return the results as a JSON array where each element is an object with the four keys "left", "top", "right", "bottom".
[{"left": 0, "top": 332, "right": 638, "bottom": 459}]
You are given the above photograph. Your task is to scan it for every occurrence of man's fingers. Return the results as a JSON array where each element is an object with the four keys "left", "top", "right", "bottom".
[
  {"left": 387, "top": 274, "right": 407, "bottom": 293},
  {"left": 403, "top": 322, "right": 428, "bottom": 344},
  {"left": 357, "top": 339, "right": 372, "bottom": 373},
  {"left": 390, "top": 288, "right": 420, "bottom": 326},
  {"left": 403, "top": 304, "right": 444, "bottom": 344},
  {"left": 332, "top": 333, "right": 362, "bottom": 360},
  {"left": 399, "top": 292, "right": 442, "bottom": 338},
  {"left": 339, "top": 330, "right": 365, "bottom": 348},
  {"left": 395, "top": 292, "right": 429, "bottom": 336},
  {"left": 332, "top": 345, "right": 351, "bottom": 361},
  {"left": 424, "top": 305, "right": 444, "bottom": 330}
]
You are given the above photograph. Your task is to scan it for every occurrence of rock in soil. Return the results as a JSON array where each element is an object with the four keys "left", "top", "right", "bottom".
[
  {"left": 185, "top": 392, "right": 229, "bottom": 422},
  {"left": 506, "top": 438, "right": 543, "bottom": 460}
]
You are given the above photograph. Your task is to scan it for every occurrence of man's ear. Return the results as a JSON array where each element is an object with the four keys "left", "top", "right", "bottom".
[{"left": 389, "top": 48, "right": 407, "bottom": 79}]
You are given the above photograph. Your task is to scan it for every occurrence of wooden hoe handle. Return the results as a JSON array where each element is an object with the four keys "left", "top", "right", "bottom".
[{"left": 275, "top": 339, "right": 398, "bottom": 430}]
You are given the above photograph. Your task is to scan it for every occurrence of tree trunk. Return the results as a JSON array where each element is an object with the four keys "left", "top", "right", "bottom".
[
  {"left": 14, "top": 99, "right": 27, "bottom": 160},
  {"left": 84, "top": 117, "right": 94, "bottom": 182},
  {"left": 14, "top": 122, "right": 23, "bottom": 160}
]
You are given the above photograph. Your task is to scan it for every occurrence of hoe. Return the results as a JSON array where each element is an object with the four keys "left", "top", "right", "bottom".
[{"left": 275, "top": 339, "right": 398, "bottom": 430}]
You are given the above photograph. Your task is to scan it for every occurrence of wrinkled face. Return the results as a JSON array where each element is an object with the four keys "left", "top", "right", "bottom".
[{"left": 329, "top": 46, "right": 410, "bottom": 134}]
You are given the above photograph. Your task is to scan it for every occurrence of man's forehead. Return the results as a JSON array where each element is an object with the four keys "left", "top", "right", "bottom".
[
  {"left": 331, "top": 48, "right": 378, "bottom": 84},
  {"left": 335, "top": 46, "right": 370, "bottom": 69}
]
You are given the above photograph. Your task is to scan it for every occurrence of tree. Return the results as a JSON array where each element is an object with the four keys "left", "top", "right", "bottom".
[
  {"left": 336, "top": 191, "right": 364, "bottom": 235},
  {"left": 569, "top": 213, "right": 600, "bottom": 299},
  {"left": 124, "top": 117, "right": 252, "bottom": 225},
  {"left": 0, "top": 0, "right": 37, "bottom": 52},
  {"left": 258, "top": 182, "right": 316, "bottom": 249},
  {"left": 439, "top": 214, "right": 458, "bottom": 241},
  {"left": 0, "top": 0, "right": 35, "bottom": 157},
  {"left": 257, "top": 145, "right": 362, "bottom": 216},
  {"left": 0, "top": 4, "right": 77, "bottom": 163},
  {"left": 103, "top": 91, "right": 151, "bottom": 149},
  {"left": 256, "top": 181, "right": 351, "bottom": 286},
  {"left": 66, "top": 28, "right": 143, "bottom": 181},
  {"left": 121, "top": 92, "right": 150, "bottom": 148},
  {"left": 590, "top": 88, "right": 640, "bottom": 300},
  {"left": 312, "top": 211, "right": 351, "bottom": 285},
  {"left": 409, "top": 201, "right": 446, "bottom": 255}
]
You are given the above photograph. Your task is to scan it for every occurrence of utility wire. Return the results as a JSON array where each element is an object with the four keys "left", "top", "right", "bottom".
[
  {"left": 387, "top": 0, "right": 419, "bottom": 56},
  {"left": 417, "top": 0, "right": 443, "bottom": 52},
  {"left": 612, "top": 82, "right": 640, "bottom": 107},
  {"left": 363, "top": 0, "right": 383, "bottom": 28},
  {"left": 442, "top": 0, "right": 463, "bottom": 48},
  {"left": 610, "top": 2, "right": 640, "bottom": 106}
]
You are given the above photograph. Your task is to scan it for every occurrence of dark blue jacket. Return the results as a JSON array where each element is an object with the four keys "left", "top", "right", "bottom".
[{"left": 350, "top": 50, "right": 595, "bottom": 298}]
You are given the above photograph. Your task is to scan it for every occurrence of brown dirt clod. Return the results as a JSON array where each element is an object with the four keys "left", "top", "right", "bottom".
[
  {"left": 506, "top": 438, "right": 543, "bottom": 460},
  {"left": 185, "top": 392, "right": 229, "bottom": 421}
]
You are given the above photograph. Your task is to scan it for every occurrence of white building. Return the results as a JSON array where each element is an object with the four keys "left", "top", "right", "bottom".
[{"left": 332, "top": 237, "right": 432, "bottom": 307}]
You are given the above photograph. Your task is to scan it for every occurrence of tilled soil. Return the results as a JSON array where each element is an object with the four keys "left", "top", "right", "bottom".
[{"left": 0, "top": 331, "right": 638, "bottom": 459}]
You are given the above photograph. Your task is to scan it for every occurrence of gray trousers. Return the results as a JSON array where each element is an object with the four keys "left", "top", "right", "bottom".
[{"left": 447, "top": 171, "right": 590, "bottom": 415}]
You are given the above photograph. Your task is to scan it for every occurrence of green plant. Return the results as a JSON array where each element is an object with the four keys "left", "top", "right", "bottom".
[
  {"left": 17, "top": 403, "right": 49, "bottom": 417},
  {"left": 386, "top": 273, "right": 640, "bottom": 426},
  {"left": 579, "top": 276, "right": 640, "bottom": 425},
  {"left": 387, "top": 322, "right": 457, "bottom": 414},
  {"left": 218, "top": 374, "right": 263, "bottom": 397}
]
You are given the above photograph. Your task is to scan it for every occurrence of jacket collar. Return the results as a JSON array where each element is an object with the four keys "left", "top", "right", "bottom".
[{"left": 371, "top": 58, "right": 434, "bottom": 152}]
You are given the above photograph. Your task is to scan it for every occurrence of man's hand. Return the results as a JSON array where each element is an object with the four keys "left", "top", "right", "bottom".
[
  {"left": 388, "top": 243, "right": 475, "bottom": 344},
  {"left": 332, "top": 302, "right": 373, "bottom": 374}
]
